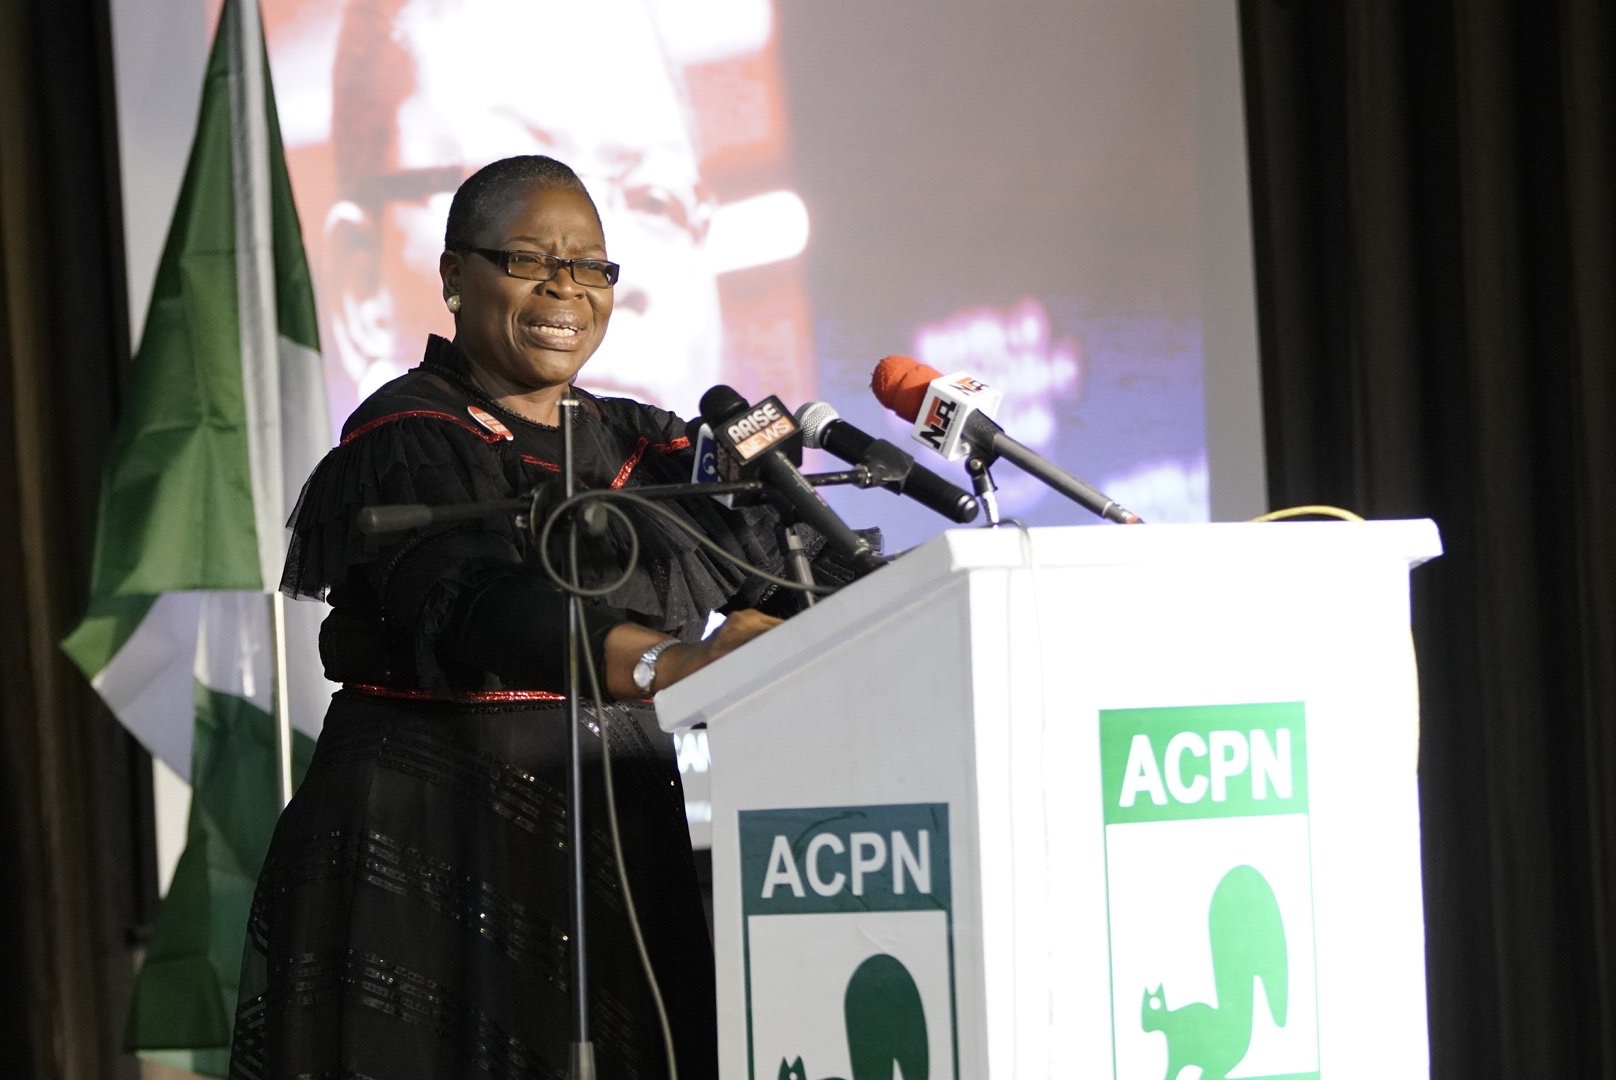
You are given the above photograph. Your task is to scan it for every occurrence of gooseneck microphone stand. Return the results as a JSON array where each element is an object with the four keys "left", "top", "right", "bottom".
[{"left": 559, "top": 393, "right": 596, "bottom": 1080}]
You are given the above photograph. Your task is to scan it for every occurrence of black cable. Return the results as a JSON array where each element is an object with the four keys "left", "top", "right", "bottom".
[
  {"left": 532, "top": 481, "right": 840, "bottom": 1079},
  {"left": 572, "top": 596, "right": 680, "bottom": 1080},
  {"left": 536, "top": 488, "right": 837, "bottom": 601}
]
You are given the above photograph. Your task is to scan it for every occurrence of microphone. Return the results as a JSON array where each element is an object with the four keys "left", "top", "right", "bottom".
[
  {"left": 686, "top": 421, "right": 734, "bottom": 506},
  {"left": 355, "top": 498, "right": 530, "bottom": 534},
  {"left": 870, "top": 355, "right": 1144, "bottom": 524},
  {"left": 700, "top": 385, "right": 885, "bottom": 577},
  {"left": 794, "top": 401, "right": 980, "bottom": 524}
]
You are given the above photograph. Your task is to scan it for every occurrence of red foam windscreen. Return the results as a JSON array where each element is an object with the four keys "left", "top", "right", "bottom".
[{"left": 869, "top": 355, "right": 942, "bottom": 422}]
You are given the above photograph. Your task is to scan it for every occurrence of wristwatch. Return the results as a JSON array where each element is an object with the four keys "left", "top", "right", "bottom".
[{"left": 632, "top": 638, "right": 682, "bottom": 696}]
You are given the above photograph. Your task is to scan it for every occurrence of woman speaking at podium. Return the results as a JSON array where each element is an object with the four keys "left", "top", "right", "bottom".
[{"left": 229, "top": 155, "right": 824, "bottom": 1079}]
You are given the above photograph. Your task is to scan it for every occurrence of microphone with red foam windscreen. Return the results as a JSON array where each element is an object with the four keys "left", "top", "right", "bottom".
[
  {"left": 869, "top": 356, "right": 937, "bottom": 432},
  {"left": 870, "top": 355, "right": 1143, "bottom": 524}
]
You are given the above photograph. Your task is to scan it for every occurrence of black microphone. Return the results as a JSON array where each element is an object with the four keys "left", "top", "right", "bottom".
[
  {"left": 794, "top": 401, "right": 980, "bottom": 524},
  {"left": 700, "top": 385, "right": 884, "bottom": 578},
  {"left": 355, "top": 498, "right": 530, "bottom": 534}
]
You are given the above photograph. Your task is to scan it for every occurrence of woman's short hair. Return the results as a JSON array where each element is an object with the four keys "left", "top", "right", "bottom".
[{"left": 444, "top": 155, "right": 598, "bottom": 248}]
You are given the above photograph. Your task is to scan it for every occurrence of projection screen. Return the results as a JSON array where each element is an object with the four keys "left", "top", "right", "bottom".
[{"left": 111, "top": 0, "right": 1266, "bottom": 853}]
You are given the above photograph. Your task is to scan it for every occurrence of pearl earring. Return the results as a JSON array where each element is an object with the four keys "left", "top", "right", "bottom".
[{"left": 446, "top": 294, "right": 462, "bottom": 313}]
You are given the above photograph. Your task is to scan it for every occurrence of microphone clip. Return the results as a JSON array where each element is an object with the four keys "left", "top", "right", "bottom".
[
  {"left": 964, "top": 456, "right": 1004, "bottom": 527},
  {"left": 850, "top": 439, "right": 920, "bottom": 493}
]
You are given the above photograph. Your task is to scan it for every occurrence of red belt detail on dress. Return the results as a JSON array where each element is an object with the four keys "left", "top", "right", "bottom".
[{"left": 345, "top": 683, "right": 566, "bottom": 703}]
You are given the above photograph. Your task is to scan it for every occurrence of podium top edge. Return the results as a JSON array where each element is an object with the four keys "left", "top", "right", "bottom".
[
  {"left": 915, "top": 518, "right": 1443, "bottom": 571},
  {"left": 654, "top": 519, "right": 1440, "bottom": 733}
]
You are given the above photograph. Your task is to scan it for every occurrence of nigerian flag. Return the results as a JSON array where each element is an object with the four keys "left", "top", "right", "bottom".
[{"left": 61, "top": 0, "right": 327, "bottom": 1073}]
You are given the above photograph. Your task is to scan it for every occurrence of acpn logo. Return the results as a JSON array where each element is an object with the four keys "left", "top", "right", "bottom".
[
  {"left": 1100, "top": 702, "right": 1321, "bottom": 1080},
  {"left": 740, "top": 803, "right": 957, "bottom": 1080}
]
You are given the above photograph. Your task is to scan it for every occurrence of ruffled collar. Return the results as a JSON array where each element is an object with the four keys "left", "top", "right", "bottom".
[{"left": 420, "top": 334, "right": 609, "bottom": 434}]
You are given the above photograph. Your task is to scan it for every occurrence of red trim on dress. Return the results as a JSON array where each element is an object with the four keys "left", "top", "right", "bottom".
[
  {"left": 341, "top": 410, "right": 503, "bottom": 446},
  {"left": 610, "top": 437, "right": 650, "bottom": 489},
  {"left": 339, "top": 412, "right": 688, "bottom": 487},
  {"left": 346, "top": 682, "right": 566, "bottom": 703}
]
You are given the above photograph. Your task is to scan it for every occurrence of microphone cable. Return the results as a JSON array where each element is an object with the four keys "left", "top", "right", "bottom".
[
  {"left": 536, "top": 487, "right": 842, "bottom": 602},
  {"left": 531, "top": 483, "right": 840, "bottom": 1080}
]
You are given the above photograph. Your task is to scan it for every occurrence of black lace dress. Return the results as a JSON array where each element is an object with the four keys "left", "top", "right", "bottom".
[{"left": 228, "top": 336, "right": 821, "bottom": 1080}]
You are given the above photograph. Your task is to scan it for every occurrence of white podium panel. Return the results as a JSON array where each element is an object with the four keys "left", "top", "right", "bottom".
[{"left": 658, "top": 521, "right": 1442, "bottom": 1080}]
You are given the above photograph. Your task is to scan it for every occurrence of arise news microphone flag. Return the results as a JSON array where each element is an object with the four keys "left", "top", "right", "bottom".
[
  {"left": 871, "top": 354, "right": 1144, "bottom": 525},
  {"left": 700, "top": 385, "right": 885, "bottom": 577},
  {"left": 59, "top": 1, "right": 327, "bottom": 1073}
]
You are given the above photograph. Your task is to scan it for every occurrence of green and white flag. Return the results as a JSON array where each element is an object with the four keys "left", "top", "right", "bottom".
[{"left": 61, "top": 0, "right": 327, "bottom": 1073}]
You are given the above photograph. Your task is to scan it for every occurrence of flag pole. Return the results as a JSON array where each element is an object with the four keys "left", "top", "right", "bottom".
[
  {"left": 226, "top": 0, "right": 295, "bottom": 807},
  {"left": 271, "top": 592, "right": 294, "bottom": 806}
]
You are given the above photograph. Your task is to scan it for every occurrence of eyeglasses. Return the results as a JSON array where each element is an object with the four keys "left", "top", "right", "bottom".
[{"left": 456, "top": 246, "right": 621, "bottom": 288}]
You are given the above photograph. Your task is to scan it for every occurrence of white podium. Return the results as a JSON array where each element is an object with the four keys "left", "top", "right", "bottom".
[{"left": 657, "top": 521, "right": 1442, "bottom": 1080}]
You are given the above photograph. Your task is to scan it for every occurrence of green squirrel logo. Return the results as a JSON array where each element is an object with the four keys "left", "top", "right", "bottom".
[
  {"left": 1140, "top": 864, "right": 1289, "bottom": 1080},
  {"left": 777, "top": 952, "right": 929, "bottom": 1080}
]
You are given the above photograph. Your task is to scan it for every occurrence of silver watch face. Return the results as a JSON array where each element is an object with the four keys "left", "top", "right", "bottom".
[{"left": 633, "top": 639, "right": 677, "bottom": 695}]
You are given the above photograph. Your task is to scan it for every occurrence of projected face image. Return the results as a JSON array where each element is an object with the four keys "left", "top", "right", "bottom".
[
  {"left": 274, "top": 0, "right": 1225, "bottom": 535},
  {"left": 324, "top": 0, "right": 721, "bottom": 413}
]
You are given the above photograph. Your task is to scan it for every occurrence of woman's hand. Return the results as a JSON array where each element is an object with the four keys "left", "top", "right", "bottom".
[
  {"left": 652, "top": 609, "right": 782, "bottom": 693},
  {"left": 603, "top": 609, "right": 782, "bottom": 699}
]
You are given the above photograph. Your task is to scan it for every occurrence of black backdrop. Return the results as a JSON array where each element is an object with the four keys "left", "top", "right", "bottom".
[
  {"left": 1241, "top": 1, "right": 1614, "bottom": 1076},
  {"left": 1, "top": 0, "right": 1611, "bottom": 1076}
]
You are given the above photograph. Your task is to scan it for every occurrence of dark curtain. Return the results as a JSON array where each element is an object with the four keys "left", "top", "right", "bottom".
[
  {"left": 1241, "top": 2, "right": 1615, "bottom": 1077},
  {"left": 0, "top": 0, "right": 153, "bottom": 1076}
]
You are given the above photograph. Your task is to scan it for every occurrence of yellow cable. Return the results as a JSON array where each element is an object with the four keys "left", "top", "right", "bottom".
[{"left": 1249, "top": 504, "right": 1366, "bottom": 523}]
